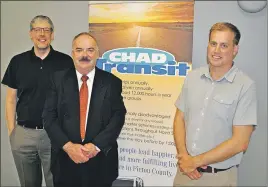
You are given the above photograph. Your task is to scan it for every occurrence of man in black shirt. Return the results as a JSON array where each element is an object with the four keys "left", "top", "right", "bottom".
[{"left": 1, "top": 15, "right": 73, "bottom": 187}]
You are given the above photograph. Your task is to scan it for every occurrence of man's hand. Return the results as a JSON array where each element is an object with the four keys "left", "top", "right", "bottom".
[
  {"left": 5, "top": 87, "right": 17, "bottom": 138},
  {"left": 177, "top": 154, "right": 197, "bottom": 173},
  {"left": 63, "top": 142, "right": 90, "bottom": 164},
  {"left": 177, "top": 154, "right": 206, "bottom": 180},
  {"left": 181, "top": 168, "right": 203, "bottom": 180},
  {"left": 83, "top": 143, "right": 100, "bottom": 159}
]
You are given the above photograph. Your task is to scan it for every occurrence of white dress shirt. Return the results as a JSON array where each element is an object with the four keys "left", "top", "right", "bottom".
[{"left": 76, "top": 69, "right": 100, "bottom": 151}]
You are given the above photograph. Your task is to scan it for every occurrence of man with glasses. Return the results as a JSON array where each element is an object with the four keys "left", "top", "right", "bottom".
[{"left": 1, "top": 15, "right": 73, "bottom": 187}]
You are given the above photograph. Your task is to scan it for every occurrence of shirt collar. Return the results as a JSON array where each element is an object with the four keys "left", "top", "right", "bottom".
[
  {"left": 200, "top": 63, "right": 238, "bottom": 83},
  {"left": 30, "top": 45, "right": 54, "bottom": 61},
  {"left": 76, "top": 68, "right": 96, "bottom": 82}
]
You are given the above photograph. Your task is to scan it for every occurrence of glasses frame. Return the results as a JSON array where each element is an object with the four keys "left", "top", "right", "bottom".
[{"left": 31, "top": 27, "right": 53, "bottom": 34}]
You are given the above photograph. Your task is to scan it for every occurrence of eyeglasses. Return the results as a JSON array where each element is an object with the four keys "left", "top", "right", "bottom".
[
  {"left": 31, "top": 27, "right": 52, "bottom": 34},
  {"left": 73, "top": 48, "right": 97, "bottom": 54}
]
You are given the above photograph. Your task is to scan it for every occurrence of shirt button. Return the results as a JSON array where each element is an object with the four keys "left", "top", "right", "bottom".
[
  {"left": 205, "top": 97, "right": 208, "bottom": 100},
  {"left": 212, "top": 82, "right": 214, "bottom": 85},
  {"left": 196, "top": 128, "right": 200, "bottom": 131},
  {"left": 201, "top": 112, "right": 204, "bottom": 116}
]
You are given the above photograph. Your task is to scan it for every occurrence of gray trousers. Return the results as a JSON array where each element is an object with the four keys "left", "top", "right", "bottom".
[{"left": 9, "top": 124, "right": 53, "bottom": 187}]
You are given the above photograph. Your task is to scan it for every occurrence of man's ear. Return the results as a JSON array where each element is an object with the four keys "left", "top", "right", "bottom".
[
  {"left": 29, "top": 31, "right": 33, "bottom": 40},
  {"left": 233, "top": 44, "right": 239, "bottom": 56},
  {"left": 51, "top": 32, "right": 55, "bottom": 41}
]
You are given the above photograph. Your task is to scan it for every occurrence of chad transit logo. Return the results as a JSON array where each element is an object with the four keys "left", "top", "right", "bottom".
[{"left": 96, "top": 47, "right": 191, "bottom": 76}]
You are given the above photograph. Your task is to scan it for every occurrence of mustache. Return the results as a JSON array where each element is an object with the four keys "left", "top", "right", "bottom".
[{"left": 79, "top": 57, "right": 91, "bottom": 62}]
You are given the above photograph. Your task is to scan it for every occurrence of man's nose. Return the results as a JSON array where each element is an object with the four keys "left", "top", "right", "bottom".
[
  {"left": 215, "top": 45, "right": 221, "bottom": 53},
  {"left": 39, "top": 29, "right": 45, "bottom": 35},
  {"left": 82, "top": 50, "right": 88, "bottom": 55}
]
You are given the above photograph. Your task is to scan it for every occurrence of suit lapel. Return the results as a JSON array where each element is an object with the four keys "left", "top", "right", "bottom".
[
  {"left": 85, "top": 68, "right": 106, "bottom": 140},
  {"left": 62, "top": 68, "right": 81, "bottom": 141}
]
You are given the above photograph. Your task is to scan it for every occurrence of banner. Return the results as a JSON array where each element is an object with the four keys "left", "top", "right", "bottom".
[{"left": 89, "top": 1, "right": 194, "bottom": 186}]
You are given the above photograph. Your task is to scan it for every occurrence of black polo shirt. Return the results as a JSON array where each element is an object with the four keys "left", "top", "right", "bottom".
[{"left": 1, "top": 46, "right": 74, "bottom": 127}]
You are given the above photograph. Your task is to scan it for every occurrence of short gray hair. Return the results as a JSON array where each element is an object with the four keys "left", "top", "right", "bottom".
[{"left": 30, "top": 15, "right": 54, "bottom": 31}]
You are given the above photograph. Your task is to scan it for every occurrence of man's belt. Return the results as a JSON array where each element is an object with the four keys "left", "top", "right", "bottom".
[
  {"left": 18, "top": 121, "right": 44, "bottom": 129},
  {"left": 197, "top": 165, "right": 237, "bottom": 173}
]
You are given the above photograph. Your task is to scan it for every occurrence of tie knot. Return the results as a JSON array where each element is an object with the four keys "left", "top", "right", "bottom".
[{"left": 81, "top": 75, "right": 88, "bottom": 82}]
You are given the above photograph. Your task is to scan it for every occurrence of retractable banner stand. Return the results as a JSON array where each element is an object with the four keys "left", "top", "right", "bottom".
[{"left": 89, "top": 1, "right": 194, "bottom": 186}]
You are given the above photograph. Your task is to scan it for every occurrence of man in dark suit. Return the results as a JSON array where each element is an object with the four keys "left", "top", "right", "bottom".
[{"left": 42, "top": 32, "right": 127, "bottom": 187}]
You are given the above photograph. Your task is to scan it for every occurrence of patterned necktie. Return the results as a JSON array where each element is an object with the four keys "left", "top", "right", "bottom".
[{"left": 79, "top": 75, "right": 89, "bottom": 140}]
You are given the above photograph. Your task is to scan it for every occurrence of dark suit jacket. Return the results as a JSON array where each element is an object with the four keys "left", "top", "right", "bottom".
[{"left": 42, "top": 67, "right": 126, "bottom": 185}]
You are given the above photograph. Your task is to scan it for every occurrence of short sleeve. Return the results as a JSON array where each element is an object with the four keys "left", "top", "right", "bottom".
[
  {"left": 233, "top": 82, "right": 257, "bottom": 126},
  {"left": 1, "top": 57, "right": 18, "bottom": 89},
  {"left": 175, "top": 76, "right": 188, "bottom": 112}
]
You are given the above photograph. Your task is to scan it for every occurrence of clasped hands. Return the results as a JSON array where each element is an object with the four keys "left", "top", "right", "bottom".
[
  {"left": 64, "top": 142, "right": 100, "bottom": 164},
  {"left": 177, "top": 154, "right": 207, "bottom": 180}
]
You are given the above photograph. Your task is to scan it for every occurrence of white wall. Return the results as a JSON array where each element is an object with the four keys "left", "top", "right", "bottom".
[{"left": 1, "top": 1, "right": 267, "bottom": 186}]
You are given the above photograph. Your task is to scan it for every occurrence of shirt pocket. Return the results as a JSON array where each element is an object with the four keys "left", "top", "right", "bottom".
[{"left": 212, "top": 94, "right": 235, "bottom": 120}]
